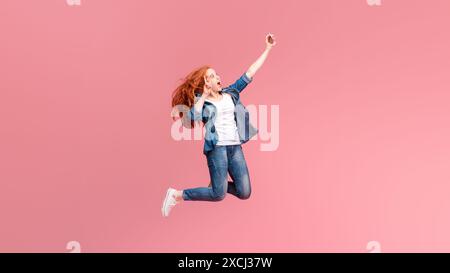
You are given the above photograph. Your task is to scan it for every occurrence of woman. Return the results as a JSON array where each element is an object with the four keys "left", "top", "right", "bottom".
[{"left": 162, "top": 33, "right": 276, "bottom": 217}]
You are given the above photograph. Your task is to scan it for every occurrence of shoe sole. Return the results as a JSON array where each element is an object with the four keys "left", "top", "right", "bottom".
[{"left": 161, "top": 188, "right": 175, "bottom": 217}]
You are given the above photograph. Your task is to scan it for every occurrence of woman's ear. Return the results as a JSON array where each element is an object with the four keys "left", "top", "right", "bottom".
[{"left": 203, "top": 76, "right": 211, "bottom": 88}]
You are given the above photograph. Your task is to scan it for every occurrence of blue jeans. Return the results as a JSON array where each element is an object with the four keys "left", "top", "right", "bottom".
[{"left": 182, "top": 144, "right": 252, "bottom": 201}]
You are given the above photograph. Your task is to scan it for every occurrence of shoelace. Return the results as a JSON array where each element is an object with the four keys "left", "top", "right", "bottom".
[{"left": 168, "top": 195, "right": 179, "bottom": 207}]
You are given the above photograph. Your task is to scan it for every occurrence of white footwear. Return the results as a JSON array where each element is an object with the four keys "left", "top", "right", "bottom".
[{"left": 161, "top": 188, "right": 179, "bottom": 217}]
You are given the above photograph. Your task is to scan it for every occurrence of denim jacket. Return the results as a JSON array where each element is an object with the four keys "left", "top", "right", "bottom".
[{"left": 187, "top": 73, "right": 259, "bottom": 155}]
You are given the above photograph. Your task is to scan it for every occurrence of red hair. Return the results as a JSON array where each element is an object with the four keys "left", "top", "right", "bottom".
[{"left": 171, "top": 65, "right": 210, "bottom": 128}]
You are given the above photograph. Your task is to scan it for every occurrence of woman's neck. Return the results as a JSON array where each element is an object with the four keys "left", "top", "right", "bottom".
[{"left": 207, "top": 90, "right": 222, "bottom": 100}]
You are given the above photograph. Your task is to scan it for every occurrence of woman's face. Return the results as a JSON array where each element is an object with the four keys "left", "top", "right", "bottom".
[{"left": 205, "top": 68, "right": 222, "bottom": 92}]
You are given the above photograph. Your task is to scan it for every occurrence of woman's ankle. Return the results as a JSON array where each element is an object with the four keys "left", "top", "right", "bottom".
[{"left": 175, "top": 190, "right": 184, "bottom": 202}]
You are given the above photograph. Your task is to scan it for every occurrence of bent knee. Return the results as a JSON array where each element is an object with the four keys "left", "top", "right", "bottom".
[
  {"left": 211, "top": 191, "right": 226, "bottom": 201},
  {"left": 238, "top": 190, "right": 251, "bottom": 200}
]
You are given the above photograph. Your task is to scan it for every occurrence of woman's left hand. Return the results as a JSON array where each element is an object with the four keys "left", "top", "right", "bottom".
[{"left": 265, "top": 33, "right": 276, "bottom": 49}]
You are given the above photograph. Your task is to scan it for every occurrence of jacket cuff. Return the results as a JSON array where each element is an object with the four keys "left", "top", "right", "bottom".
[{"left": 243, "top": 73, "right": 253, "bottom": 84}]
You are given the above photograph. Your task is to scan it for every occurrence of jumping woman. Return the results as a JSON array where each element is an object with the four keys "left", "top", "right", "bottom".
[{"left": 162, "top": 33, "right": 277, "bottom": 217}]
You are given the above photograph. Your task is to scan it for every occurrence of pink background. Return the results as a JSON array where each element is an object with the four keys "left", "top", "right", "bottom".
[{"left": 1, "top": 0, "right": 450, "bottom": 252}]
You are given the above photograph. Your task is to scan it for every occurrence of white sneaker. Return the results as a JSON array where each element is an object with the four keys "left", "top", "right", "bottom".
[{"left": 161, "top": 188, "right": 179, "bottom": 217}]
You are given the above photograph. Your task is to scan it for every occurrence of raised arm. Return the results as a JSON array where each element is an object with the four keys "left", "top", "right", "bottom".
[{"left": 245, "top": 33, "right": 277, "bottom": 79}]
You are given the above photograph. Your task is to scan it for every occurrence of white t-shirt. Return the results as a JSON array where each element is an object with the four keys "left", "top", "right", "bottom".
[{"left": 206, "top": 93, "right": 241, "bottom": 146}]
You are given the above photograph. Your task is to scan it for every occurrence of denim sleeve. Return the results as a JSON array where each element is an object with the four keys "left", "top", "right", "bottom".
[
  {"left": 187, "top": 106, "right": 202, "bottom": 121},
  {"left": 187, "top": 95, "right": 203, "bottom": 121},
  {"left": 226, "top": 72, "right": 253, "bottom": 93}
]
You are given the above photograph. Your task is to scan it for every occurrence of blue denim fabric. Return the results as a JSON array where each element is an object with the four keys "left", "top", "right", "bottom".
[
  {"left": 182, "top": 144, "right": 251, "bottom": 201},
  {"left": 187, "top": 73, "right": 259, "bottom": 155}
]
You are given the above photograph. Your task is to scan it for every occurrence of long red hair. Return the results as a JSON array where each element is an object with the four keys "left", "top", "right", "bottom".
[{"left": 171, "top": 65, "right": 210, "bottom": 128}]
